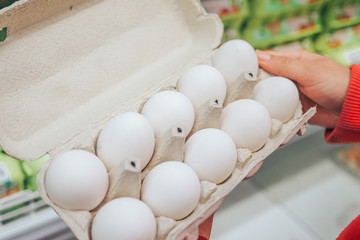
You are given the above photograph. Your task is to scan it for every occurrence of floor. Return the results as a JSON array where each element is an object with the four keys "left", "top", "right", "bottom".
[{"left": 211, "top": 126, "right": 360, "bottom": 240}]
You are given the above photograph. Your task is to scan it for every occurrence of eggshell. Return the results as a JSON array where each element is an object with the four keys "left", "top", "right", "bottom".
[
  {"left": 91, "top": 197, "right": 156, "bottom": 240},
  {"left": 141, "top": 161, "right": 200, "bottom": 220},
  {"left": 184, "top": 128, "right": 237, "bottom": 184},
  {"left": 96, "top": 112, "right": 155, "bottom": 171},
  {"left": 177, "top": 65, "right": 226, "bottom": 109},
  {"left": 141, "top": 91, "right": 195, "bottom": 137},
  {"left": 212, "top": 39, "right": 258, "bottom": 84},
  {"left": 254, "top": 76, "right": 300, "bottom": 122},
  {"left": 220, "top": 99, "right": 271, "bottom": 152},
  {"left": 45, "top": 150, "right": 108, "bottom": 211}
]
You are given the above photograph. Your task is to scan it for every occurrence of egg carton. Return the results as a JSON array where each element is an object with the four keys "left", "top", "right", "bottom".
[
  {"left": 36, "top": 69, "right": 314, "bottom": 240},
  {"left": 0, "top": 0, "right": 316, "bottom": 240}
]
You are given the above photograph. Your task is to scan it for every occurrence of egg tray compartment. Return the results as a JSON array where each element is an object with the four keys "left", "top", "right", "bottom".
[{"left": 37, "top": 68, "right": 316, "bottom": 240}]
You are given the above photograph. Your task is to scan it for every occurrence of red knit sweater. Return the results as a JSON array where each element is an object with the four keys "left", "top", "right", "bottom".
[
  {"left": 325, "top": 64, "right": 360, "bottom": 240},
  {"left": 325, "top": 64, "right": 360, "bottom": 143}
]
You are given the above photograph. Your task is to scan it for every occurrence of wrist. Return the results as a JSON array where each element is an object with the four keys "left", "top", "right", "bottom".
[{"left": 325, "top": 64, "right": 360, "bottom": 143}]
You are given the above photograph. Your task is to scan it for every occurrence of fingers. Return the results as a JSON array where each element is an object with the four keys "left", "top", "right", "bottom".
[
  {"left": 258, "top": 49, "right": 323, "bottom": 61},
  {"left": 245, "top": 160, "right": 264, "bottom": 179},
  {"left": 256, "top": 49, "right": 342, "bottom": 128},
  {"left": 256, "top": 50, "right": 313, "bottom": 83},
  {"left": 197, "top": 198, "right": 225, "bottom": 239},
  {"left": 198, "top": 214, "right": 214, "bottom": 239},
  {"left": 258, "top": 50, "right": 305, "bottom": 60}
]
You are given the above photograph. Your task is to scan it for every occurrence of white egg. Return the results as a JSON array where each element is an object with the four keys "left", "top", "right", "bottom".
[
  {"left": 254, "top": 76, "right": 300, "bottom": 122},
  {"left": 141, "top": 161, "right": 200, "bottom": 220},
  {"left": 212, "top": 39, "right": 258, "bottom": 84},
  {"left": 220, "top": 99, "right": 271, "bottom": 151},
  {"left": 177, "top": 65, "right": 226, "bottom": 109},
  {"left": 184, "top": 128, "right": 237, "bottom": 184},
  {"left": 45, "top": 150, "right": 108, "bottom": 211},
  {"left": 141, "top": 91, "right": 195, "bottom": 137},
  {"left": 91, "top": 197, "right": 156, "bottom": 240},
  {"left": 96, "top": 112, "right": 155, "bottom": 171}
]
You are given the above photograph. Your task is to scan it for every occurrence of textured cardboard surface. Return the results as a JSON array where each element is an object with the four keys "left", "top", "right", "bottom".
[
  {"left": 0, "top": 0, "right": 222, "bottom": 160},
  {"left": 0, "top": 0, "right": 315, "bottom": 239}
]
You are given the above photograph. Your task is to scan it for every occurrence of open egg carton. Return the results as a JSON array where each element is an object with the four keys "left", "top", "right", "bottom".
[{"left": 0, "top": 0, "right": 316, "bottom": 239}]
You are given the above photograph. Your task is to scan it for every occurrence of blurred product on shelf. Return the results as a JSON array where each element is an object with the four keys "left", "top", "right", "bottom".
[
  {"left": 324, "top": 45, "right": 360, "bottom": 66},
  {"left": 0, "top": 149, "right": 25, "bottom": 199},
  {"left": 325, "top": 0, "right": 360, "bottom": 31},
  {"left": 201, "top": 0, "right": 360, "bottom": 66},
  {"left": 0, "top": 147, "right": 49, "bottom": 198},
  {"left": 271, "top": 37, "right": 314, "bottom": 51},
  {"left": 336, "top": 144, "right": 360, "bottom": 176},
  {"left": 314, "top": 24, "right": 360, "bottom": 65},
  {"left": 250, "top": 0, "right": 325, "bottom": 16},
  {"left": 202, "top": 0, "right": 250, "bottom": 41},
  {"left": 243, "top": 9, "right": 322, "bottom": 49},
  {"left": 201, "top": 0, "right": 327, "bottom": 46},
  {"left": 0, "top": 149, "right": 51, "bottom": 237},
  {"left": 201, "top": 0, "right": 244, "bottom": 17},
  {"left": 21, "top": 155, "right": 49, "bottom": 192}
]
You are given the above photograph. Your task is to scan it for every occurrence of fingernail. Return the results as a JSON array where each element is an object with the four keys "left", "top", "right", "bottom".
[{"left": 256, "top": 50, "right": 271, "bottom": 61}]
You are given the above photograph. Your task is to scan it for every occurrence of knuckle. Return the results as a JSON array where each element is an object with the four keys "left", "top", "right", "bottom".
[{"left": 278, "top": 56, "right": 290, "bottom": 66}]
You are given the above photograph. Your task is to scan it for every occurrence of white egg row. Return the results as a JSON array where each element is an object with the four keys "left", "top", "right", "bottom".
[{"left": 44, "top": 39, "right": 300, "bottom": 240}]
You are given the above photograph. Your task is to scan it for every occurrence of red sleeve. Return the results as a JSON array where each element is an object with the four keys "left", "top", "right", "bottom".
[
  {"left": 337, "top": 215, "right": 360, "bottom": 240},
  {"left": 325, "top": 64, "right": 360, "bottom": 143},
  {"left": 324, "top": 65, "right": 360, "bottom": 239}
]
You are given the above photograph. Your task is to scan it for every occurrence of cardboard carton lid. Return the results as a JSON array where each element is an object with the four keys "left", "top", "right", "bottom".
[{"left": 0, "top": 0, "right": 223, "bottom": 160}]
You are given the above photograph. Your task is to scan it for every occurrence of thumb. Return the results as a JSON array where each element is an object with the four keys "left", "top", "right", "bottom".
[{"left": 256, "top": 50, "right": 311, "bottom": 82}]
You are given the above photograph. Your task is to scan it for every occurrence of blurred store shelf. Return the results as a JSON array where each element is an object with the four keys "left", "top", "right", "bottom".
[
  {"left": 0, "top": 191, "right": 75, "bottom": 240},
  {"left": 201, "top": 0, "right": 360, "bottom": 66}
]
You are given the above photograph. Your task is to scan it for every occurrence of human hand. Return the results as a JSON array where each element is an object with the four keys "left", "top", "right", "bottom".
[
  {"left": 256, "top": 50, "right": 351, "bottom": 129},
  {"left": 197, "top": 197, "right": 225, "bottom": 240},
  {"left": 198, "top": 214, "right": 214, "bottom": 240}
]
